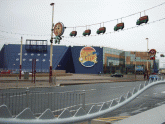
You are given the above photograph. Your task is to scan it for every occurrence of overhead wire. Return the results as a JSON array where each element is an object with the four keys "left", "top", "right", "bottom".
[
  {"left": 0, "top": 17, "right": 165, "bottom": 42},
  {"left": 66, "top": 2, "right": 165, "bottom": 28},
  {"left": 63, "top": 17, "right": 165, "bottom": 38},
  {"left": 0, "top": 2, "right": 164, "bottom": 38}
]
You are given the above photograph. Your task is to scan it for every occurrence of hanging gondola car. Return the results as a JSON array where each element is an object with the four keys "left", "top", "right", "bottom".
[
  {"left": 70, "top": 31, "right": 77, "bottom": 37},
  {"left": 114, "top": 23, "right": 124, "bottom": 31},
  {"left": 83, "top": 29, "right": 91, "bottom": 36},
  {"left": 96, "top": 27, "right": 106, "bottom": 34},
  {"left": 136, "top": 15, "right": 148, "bottom": 25}
]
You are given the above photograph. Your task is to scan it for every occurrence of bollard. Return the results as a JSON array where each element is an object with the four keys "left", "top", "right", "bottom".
[{"left": 26, "top": 87, "right": 29, "bottom": 108}]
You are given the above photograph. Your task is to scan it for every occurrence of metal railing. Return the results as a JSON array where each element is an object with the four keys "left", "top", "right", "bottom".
[
  {"left": 0, "top": 89, "right": 85, "bottom": 117},
  {"left": 0, "top": 77, "right": 164, "bottom": 124}
]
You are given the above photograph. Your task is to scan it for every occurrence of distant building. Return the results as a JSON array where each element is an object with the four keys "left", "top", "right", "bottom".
[{"left": 103, "top": 48, "right": 153, "bottom": 74}]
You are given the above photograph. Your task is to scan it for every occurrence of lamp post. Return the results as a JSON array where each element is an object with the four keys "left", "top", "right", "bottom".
[
  {"left": 19, "top": 37, "right": 23, "bottom": 79},
  {"left": 49, "top": 3, "right": 54, "bottom": 83},
  {"left": 146, "top": 38, "right": 149, "bottom": 79}
]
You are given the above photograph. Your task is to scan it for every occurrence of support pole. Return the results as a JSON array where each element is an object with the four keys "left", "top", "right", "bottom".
[
  {"left": 146, "top": 38, "right": 149, "bottom": 79},
  {"left": 32, "top": 59, "right": 33, "bottom": 83},
  {"left": 34, "top": 59, "right": 36, "bottom": 84},
  {"left": 26, "top": 87, "right": 29, "bottom": 108},
  {"left": 82, "top": 92, "right": 85, "bottom": 111},
  {"left": 88, "top": 120, "right": 91, "bottom": 124},
  {"left": 49, "top": 3, "right": 55, "bottom": 83},
  {"left": 135, "top": 52, "right": 136, "bottom": 80},
  {"left": 19, "top": 37, "right": 23, "bottom": 79}
]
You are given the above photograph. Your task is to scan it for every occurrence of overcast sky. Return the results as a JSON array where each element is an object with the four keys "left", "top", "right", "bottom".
[{"left": 0, "top": 0, "right": 165, "bottom": 58}]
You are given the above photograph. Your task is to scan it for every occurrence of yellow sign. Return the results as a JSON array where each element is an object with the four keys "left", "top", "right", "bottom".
[{"left": 79, "top": 47, "right": 97, "bottom": 67}]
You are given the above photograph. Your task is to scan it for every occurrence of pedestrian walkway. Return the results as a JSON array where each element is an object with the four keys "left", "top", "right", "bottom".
[
  {"left": 113, "top": 104, "right": 165, "bottom": 124},
  {"left": 0, "top": 74, "right": 147, "bottom": 89}
]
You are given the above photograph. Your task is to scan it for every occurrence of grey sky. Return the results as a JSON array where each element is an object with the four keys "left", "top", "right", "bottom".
[{"left": 0, "top": 0, "right": 165, "bottom": 58}]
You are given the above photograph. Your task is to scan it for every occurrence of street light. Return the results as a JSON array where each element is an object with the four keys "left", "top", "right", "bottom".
[
  {"left": 19, "top": 37, "right": 23, "bottom": 79},
  {"left": 49, "top": 3, "right": 55, "bottom": 83},
  {"left": 146, "top": 38, "right": 149, "bottom": 79}
]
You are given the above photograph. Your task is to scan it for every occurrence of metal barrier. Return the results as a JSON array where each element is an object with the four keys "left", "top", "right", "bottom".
[
  {"left": 0, "top": 77, "right": 164, "bottom": 124},
  {"left": 0, "top": 89, "right": 85, "bottom": 116}
]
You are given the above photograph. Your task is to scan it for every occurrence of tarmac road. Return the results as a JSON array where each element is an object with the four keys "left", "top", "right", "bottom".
[
  {"left": 97, "top": 83, "right": 165, "bottom": 123},
  {"left": 0, "top": 81, "right": 152, "bottom": 116},
  {"left": 1, "top": 74, "right": 165, "bottom": 123}
]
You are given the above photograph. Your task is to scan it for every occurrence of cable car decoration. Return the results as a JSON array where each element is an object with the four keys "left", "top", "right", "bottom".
[
  {"left": 160, "top": 54, "right": 165, "bottom": 57},
  {"left": 114, "top": 22, "right": 124, "bottom": 31},
  {"left": 136, "top": 15, "right": 149, "bottom": 25},
  {"left": 83, "top": 29, "right": 91, "bottom": 36},
  {"left": 96, "top": 27, "right": 106, "bottom": 34},
  {"left": 70, "top": 31, "right": 77, "bottom": 37}
]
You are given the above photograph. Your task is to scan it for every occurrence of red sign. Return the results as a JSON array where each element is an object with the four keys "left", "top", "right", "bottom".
[
  {"left": 150, "top": 56, "right": 155, "bottom": 60},
  {"left": 149, "top": 49, "right": 156, "bottom": 55},
  {"left": 149, "top": 49, "right": 156, "bottom": 60}
]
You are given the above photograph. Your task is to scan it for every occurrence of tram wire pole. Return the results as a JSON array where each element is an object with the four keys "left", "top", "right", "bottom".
[
  {"left": 49, "top": 3, "right": 55, "bottom": 83},
  {"left": 146, "top": 38, "right": 149, "bottom": 79},
  {"left": 19, "top": 37, "right": 23, "bottom": 79}
]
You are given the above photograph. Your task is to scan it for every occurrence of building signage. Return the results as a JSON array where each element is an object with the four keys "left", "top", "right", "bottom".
[
  {"left": 135, "top": 65, "right": 144, "bottom": 71},
  {"left": 54, "top": 22, "right": 65, "bottom": 37},
  {"left": 79, "top": 47, "right": 98, "bottom": 67},
  {"left": 149, "top": 49, "right": 156, "bottom": 60}
]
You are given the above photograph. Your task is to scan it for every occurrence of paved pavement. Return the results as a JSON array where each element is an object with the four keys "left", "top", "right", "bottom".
[
  {"left": 0, "top": 74, "right": 147, "bottom": 89},
  {"left": 114, "top": 104, "right": 165, "bottom": 124}
]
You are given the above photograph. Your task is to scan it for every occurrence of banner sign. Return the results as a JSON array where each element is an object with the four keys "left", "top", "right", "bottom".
[{"left": 79, "top": 47, "right": 98, "bottom": 67}]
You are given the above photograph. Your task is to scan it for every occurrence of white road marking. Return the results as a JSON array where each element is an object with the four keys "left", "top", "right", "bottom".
[
  {"left": 119, "top": 86, "right": 124, "bottom": 88},
  {"left": 111, "top": 87, "right": 116, "bottom": 88}
]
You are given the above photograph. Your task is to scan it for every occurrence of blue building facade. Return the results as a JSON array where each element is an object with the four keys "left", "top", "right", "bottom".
[
  {"left": 0, "top": 44, "right": 103, "bottom": 74},
  {"left": 1, "top": 44, "right": 157, "bottom": 74}
]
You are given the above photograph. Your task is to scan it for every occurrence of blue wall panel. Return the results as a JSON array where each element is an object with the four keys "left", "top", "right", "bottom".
[
  {"left": 1, "top": 44, "right": 69, "bottom": 72},
  {"left": 56, "top": 46, "right": 75, "bottom": 73},
  {"left": 0, "top": 44, "right": 103, "bottom": 74},
  {"left": 0, "top": 45, "right": 5, "bottom": 69}
]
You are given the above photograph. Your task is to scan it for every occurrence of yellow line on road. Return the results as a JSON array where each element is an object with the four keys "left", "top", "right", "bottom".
[{"left": 95, "top": 116, "right": 130, "bottom": 122}]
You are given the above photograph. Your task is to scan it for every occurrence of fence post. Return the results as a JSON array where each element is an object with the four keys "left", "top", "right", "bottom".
[
  {"left": 82, "top": 92, "right": 85, "bottom": 111},
  {"left": 26, "top": 87, "right": 29, "bottom": 108}
]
